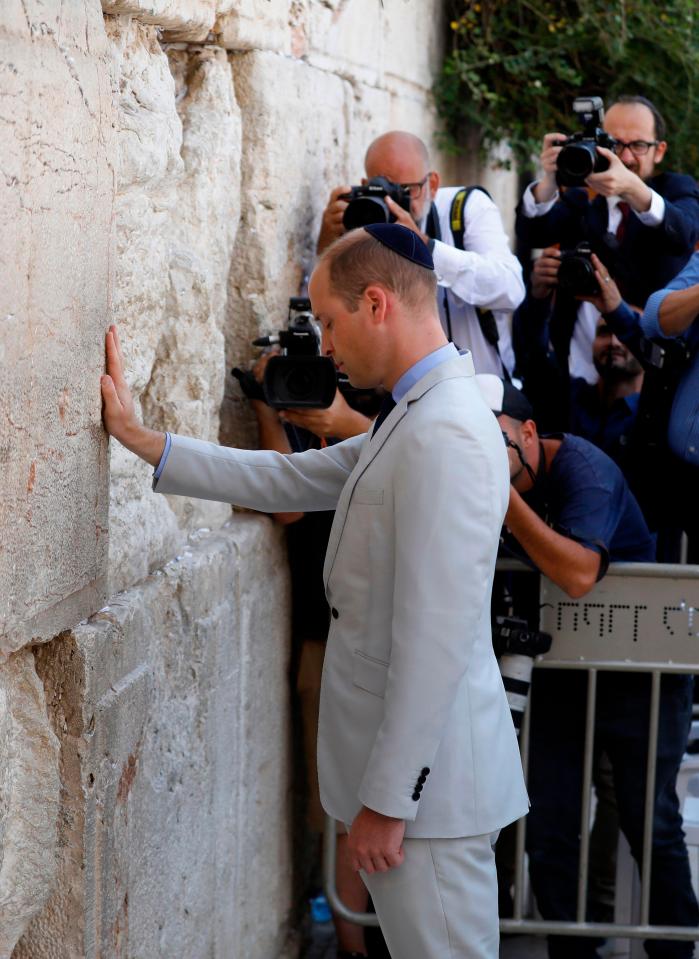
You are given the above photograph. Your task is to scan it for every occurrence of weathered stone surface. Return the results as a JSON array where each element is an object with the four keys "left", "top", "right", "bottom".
[
  {"left": 215, "top": 0, "right": 291, "bottom": 54},
  {"left": 14, "top": 517, "right": 292, "bottom": 959},
  {"left": 221, "top": 48, "right": 441, "bottom": 448},
  {"left": 0, "top": 648, "right": 60, "bottom": 956},
  {"left": 101, "top": 0, "right": 217, "bottom": 40},
  {"left": 106, "top": 18, "right": 241, "bottom": 595},
  {"left": 0, "top": 1, "right": 114, "bottom": 654}
]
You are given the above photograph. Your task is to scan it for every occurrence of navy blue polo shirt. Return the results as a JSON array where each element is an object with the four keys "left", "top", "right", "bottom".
[
  {"left": 513, "top": 433, "right": 655, "bottom": 577},
  {"left": 568, "top": 378, "right": 640, "bottom": 470}
]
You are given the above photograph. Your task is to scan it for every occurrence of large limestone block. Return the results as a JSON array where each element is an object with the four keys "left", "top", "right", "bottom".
[
  {"left": 0, "top": 1, "right": 114, "bottom": 653},
  {"left": 222, "top": 50, "right": 350, "bottom": 447},
  {"left": 0, "top": 648, "right": 60, "bottom": 956},
  {"left": 15, "top": 517, "right": 293, "bottom": 959},
  {"left": 303, "top": 0, "right": 444, "bottom": 95},
  {"left": 215, "top": 0, "right": 291, "bottom": 54},
  {"left": 101, "top": 0, "right": 217, "bottom": 40},
  {"left": 106, "top": 19, "right": 241, "bottom": 594}
]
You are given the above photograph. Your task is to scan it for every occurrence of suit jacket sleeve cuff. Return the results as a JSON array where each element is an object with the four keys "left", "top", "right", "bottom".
[{"left": 357, "top": 783, "right": 420, "bottom": 822}]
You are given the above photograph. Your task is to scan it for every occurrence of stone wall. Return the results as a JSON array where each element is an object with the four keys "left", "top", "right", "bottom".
[{"left": 0, "top": 1, "right": 465, "bottom": 956}]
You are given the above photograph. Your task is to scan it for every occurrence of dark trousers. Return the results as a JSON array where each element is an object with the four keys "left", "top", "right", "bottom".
[{"left": 526, "top": 670, "right": 698, "bottom": 958}]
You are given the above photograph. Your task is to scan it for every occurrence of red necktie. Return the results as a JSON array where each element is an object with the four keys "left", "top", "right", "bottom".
[{"left": 616, "top": 201, "right": 630, "bottom": 243}]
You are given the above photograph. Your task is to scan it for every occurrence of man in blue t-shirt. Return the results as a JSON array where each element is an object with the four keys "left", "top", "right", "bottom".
[{"left": 477, "top": 375, "right": 698, "bottom": 959}]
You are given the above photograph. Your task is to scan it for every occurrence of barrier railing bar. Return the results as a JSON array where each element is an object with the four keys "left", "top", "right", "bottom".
[
  {"left": 513, "top": 693, "right": 532, "bottom": 920},
  {"left": 495, "top": 560, "right": 699, "bottom": 579},
  {"left": 322, "top": 815, "right": 380, "bottom": 927},
  {"left": 576, "top": 669, "right": 597, "bottom": 923},
  {"left": 499, "top": 919, "right": 699, "bottom": 940},
  {"left": 537, "top": 661, "right": 698, "bottom": 674},
  {"left": 640, "top": 669, "right": 662, "bottom": 926}
]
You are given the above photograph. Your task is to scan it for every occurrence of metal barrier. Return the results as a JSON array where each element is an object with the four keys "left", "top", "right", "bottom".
[{"left": 322, "top": 561, "right": 699, "bottom": 946}]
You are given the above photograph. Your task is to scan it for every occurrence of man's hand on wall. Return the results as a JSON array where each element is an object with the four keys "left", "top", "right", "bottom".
[
  {"left": 587, "top": 148, "right": 653, "bottom": 213},
  {"left": 317, "top": 184, "right": 351, "bottom": 253},
  {"left": 280, "top": 389, "right": 371, "bottom": 440},
  {"left": 101, "top": 325, "right": 166, "bottom": 467},
  {"left": 347, "top": 806, "right": 405, "bottom": 874}
]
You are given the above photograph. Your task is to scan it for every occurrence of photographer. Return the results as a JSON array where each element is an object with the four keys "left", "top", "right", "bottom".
[
  {"left": 318, "top": 130, "right": 525, "bottom": 376},
  {"left": 513, "top": 247, "right": 643, "bottom": 471},
  {"left": 476, "top": 375, "right": 698, "bottom": 959},
  {"left": 516, "top": 95, "right": 699, "bottom": 382}
]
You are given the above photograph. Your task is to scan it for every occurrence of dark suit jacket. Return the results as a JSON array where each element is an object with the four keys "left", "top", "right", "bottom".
[{"left": 515, "top": 171, "right": 699, "bottom": 307}]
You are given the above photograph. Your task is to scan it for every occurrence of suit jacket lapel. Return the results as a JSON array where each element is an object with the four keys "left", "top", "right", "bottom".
[{"left": 322, "top": 353, "right": 475, "bottom": 588}]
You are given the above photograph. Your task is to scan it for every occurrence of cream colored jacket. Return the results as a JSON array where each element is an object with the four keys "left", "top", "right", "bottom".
[{"left": 154, "top": 352, "right": 529, "bottom": 838}]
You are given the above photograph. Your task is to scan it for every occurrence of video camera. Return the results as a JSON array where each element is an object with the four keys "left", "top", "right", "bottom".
[
  {"left": 342, "top": 176, "right": 412, "bottom": 231},
  {"left": 232, "top": 298, "right": 337, "bottom": 409},
  {"left": 556, "top": 96, "right": 617, "bottom": 187},
  {"left": 493, "top": 615, "right": 552, "bottom": 735}
]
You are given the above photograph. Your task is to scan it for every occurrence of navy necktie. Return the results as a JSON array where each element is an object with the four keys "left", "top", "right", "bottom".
[{"left": 372, "top": 395, "right": 397, "bottom": 436}]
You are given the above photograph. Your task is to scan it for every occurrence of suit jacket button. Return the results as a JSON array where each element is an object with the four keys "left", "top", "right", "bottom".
[
  {"left": 412, "top": 791, "right": 420, "bottom": 801},
  {"left": 418, "top": 775, "right": 427, "bottom": 785},
  {"left": 331, "top": 608, "right": 339, "bottom": 619},
  {"left": 421, "top": 767, "right": 430, "bottom": 776}
]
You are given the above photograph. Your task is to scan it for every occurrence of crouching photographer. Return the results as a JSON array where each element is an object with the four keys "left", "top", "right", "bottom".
[
  {"left": 476, "top": 375, "right": 698, "bottom": 959},
  {"left": 233, "top": 299, "right": 385, "bottom": 959}
]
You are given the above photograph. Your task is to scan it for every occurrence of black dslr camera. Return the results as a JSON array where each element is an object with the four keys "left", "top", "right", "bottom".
[
  {"left": 232, "top": 298, "right": 337, "bottom": 409},
  {"left": 492, "top": 615, "right": 552, "bottom": 735},
  {"left": 557, "top": 242, "right": 600, "bottom": 297},
  {"left": 342, "top": 176, "right": 412, "bottom": 231},
  {"left": 556, "top": 96, "right": 618, "bottom": 187}
]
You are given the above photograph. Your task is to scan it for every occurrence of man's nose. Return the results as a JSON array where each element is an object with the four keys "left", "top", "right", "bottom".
[
  {"left": 321, "top": 330, "right": 332, "bottom": 356},
  {"left": 618, "top": 145, "right": 636, "bottom": 165}
]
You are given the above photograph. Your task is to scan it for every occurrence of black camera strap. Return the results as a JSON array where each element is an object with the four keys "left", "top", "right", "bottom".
[{"left": 437, "top": 187, "right": 512, "bottom": 382}]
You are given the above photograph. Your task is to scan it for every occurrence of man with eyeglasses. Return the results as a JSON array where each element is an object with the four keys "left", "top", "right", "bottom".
[
  {"left": 515, "top": 95, "right": 699, "bottom": 384},
  {"left": 318, "top": 130, "right": 525, "bottom": 377}
]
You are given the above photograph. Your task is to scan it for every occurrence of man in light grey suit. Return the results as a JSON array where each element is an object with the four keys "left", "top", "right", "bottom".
[{"left": 101, "top": 223, "right": 529, "bottom": 958}]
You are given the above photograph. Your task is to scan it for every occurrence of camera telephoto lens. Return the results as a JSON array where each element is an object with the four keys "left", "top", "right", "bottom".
[
  {"left": 285, "top": 367, "right": 315, "bottom": 402},
  {"left": 342, "top": 196, "right": 391, "bottom": 231},
  {"left": 558, "top": 254, "right": 600, "bottom": 297},
  {"left": 263, "top": 355, "right": 337, "bottom": 409},
  {"left": 558, "top": 142, "right": 596, "bottom": 183}
]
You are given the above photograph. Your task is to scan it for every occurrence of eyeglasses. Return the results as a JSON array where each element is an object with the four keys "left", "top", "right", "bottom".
[
  {"left": 399, "top": 174, "right": 431, "bottom": 199},
  {"left": 612, "top": 139, "right": 659, "bottom": 157}
]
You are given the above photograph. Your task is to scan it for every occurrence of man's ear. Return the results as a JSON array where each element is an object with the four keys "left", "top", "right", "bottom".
[
  {"left": 521, "top": 418, "right": 538, "bottom": 448},
  {"left": 654, "top": 141, "right": 668, "bottom": 165},
  {"left": 428, "top": 170, "right": 441, "bottom": 196},
  {"left": 363, "top": 284, "right": 389, "bottom": 323}
]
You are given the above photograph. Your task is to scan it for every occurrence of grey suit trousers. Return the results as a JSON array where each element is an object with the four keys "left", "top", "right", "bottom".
[{"left": 360, "top": 832, "right": 500, "bottom": 959}]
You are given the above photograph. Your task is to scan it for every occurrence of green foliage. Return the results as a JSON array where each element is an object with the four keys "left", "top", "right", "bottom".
[{"left": 435, "top": 0, "right": 699, "bottom": 176}]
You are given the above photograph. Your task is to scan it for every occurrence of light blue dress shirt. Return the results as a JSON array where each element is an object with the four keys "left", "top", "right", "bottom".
[
  {"left": 391, "top": 342, "right": 459, "bottom": 403},
  {"left": 641, "top": 252, "right": 699, "bottom": 466}
]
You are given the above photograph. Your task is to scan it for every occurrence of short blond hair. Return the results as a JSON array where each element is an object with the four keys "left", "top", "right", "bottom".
[{"left": 320, "top": 229, "right": 437, "bottom": 312}]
